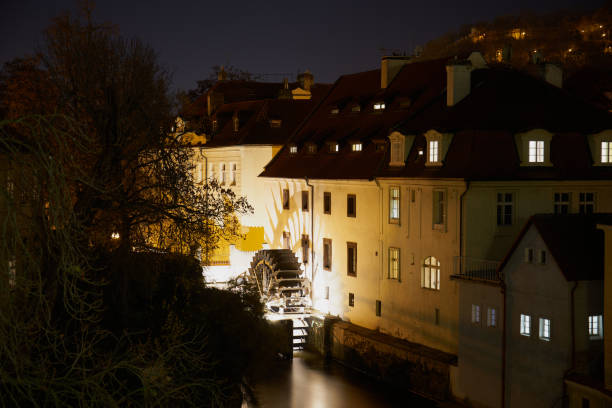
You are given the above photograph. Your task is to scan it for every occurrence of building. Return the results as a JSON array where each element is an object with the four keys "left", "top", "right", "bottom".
[{"left": 259, "top": 51, "right": 612, "bottom": 364}]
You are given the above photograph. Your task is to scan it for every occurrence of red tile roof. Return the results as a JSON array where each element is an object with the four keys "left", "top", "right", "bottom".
[
  {"left": 498, "top": 214, "right": 612, "bottom": 281},
  {"left": 261, "top": 59, "right": 612, "bottom": 181}
]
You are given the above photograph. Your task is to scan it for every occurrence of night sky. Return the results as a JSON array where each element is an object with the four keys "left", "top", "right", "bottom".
[{"left": 1, "top": 0, "right": 605, "bottom": 92}]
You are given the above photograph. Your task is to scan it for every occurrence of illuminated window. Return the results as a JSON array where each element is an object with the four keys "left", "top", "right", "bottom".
[
  {"left": 539, "top": 318, "right": 551, "bottom": 341},
  {"left": 421, "top": 256, "right": 440, "bottom": 290},
  {"left": 301, "top": 234, "right": 309, "bottom": 264},
  {"left": 579, "top": 192, "right": 595, "bottom": 214},
  {"left": 352, "top": 143, "right": 362, "bottom": 152},
  {"left": 230, "top": 163, "right": 237, "bottom": 185},
  {"left": 351, "top": 105, "right": 361, "bottom": 112},
  {"left": 528, "top": 140, "right": 544, "bottom": 163},
  {"left": 282, "top": 189, "right": 290, "bottom": 210},
  {"left": 347, "top": 242, "right": 357, "bottom": 277},
  {"left": 323, "top": 192, "right": 331, "bottom": 214},
  {"left": 323, "top": 238, "right": 332, "bottom": 270},
  {"left": 433, "top": 190, "right": 446, "bottom": 228},
  {"left": 348, "top": 292, "right": 355, "bottom": 307},
  {"left": 554, "top": 193, "right": 570, "bottom": 214},
  {"left": 330, "top": 107, "right": 339, "bottom": 114},
  {"left": 389, "top": 187, "right": 400, "bottom": 222},
  {"left": 487, "top": 308, "right": 497, "bottom": 328},
  {"left": 603, "top": 142, "right": 612, "bottom": 163},
  {"left": 471, "top": 304, "right": 481, "bottom": 324},
  {"left": 373, "top": 102, "right": 385, "bottom": 110},
  {"left": 347, "top": 194, "right": 356, "bottom": 217},
  {"left": 497, "top": 193, "right": 513, "bottom": 226},
  {"left": 328, "top": 143, "right": 339, "bottom": 153},
  {"left": 302, "top": 191, "right": 309, "bottom": 211},
  {"left": 388, "top": 247, "right": 400, "bottom": 280},
  {"left": 520, "top": 314, "right": 531, "bottom": 336},
  {"left": 429, "top": 140, "right": 439, "bottom": 163},
  {"left": 588, "top": 315, "right": 603, "bottom": 339},
  {"left": 290, "top": 146, "right": 298, "bottom": 154},
  {"left": 269, "top": 119, "right": 282, "bottom": 128}
]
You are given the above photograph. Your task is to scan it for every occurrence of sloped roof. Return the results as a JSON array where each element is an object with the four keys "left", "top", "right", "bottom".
[
  {"left": 203, "top": 98, "right": 321, "bottom": 147},
  {"left": 498, "top": 214, "right": 612, "bottom": 281},
  {"left": 261, "top": 59, "right": 612, "bottom": 181}
]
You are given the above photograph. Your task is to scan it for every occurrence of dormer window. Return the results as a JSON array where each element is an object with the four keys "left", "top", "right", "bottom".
[
  {"left": 424, "top": 130, "right": 453, "bottom": 167},
  {"left": 528, "top": 140, "right": 545, "bottom": 163},
  {"left": 388, "top": 131, "right": 414, "bottom": 167},
  {"left": 328, "top": 142, "right": 339, "bottom": 153},
  {"left": 587, "top": 130, "right": 612, "bottom": 166},
  {"left": 330, "top": 107, "right": 339, "bottom": 115},
  {"left": 602, "top": 141, "right": 612, "bottom": 163},
  {"left": 351, "top": 105, "right": 361, "bottom": 113},
  {"left": 269, "top": 119, "right": 282, "bottom": 128},
  {"left": 373, "top": 102, "right": 385, "bottom": 111},
  {"left": 289, "top": 145, "right": 298, "bottom": 154},
  {"left": 307, "top": 144, "right": 317, "bottom": 154},
  {"left": 352, "top": 143, "right": 362, "bottom": 152},
  {"left": 515, "top": 129, "right": 553, "bottom": 167}
]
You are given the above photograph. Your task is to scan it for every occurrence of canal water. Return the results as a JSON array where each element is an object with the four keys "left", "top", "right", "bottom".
[{"left": 249, "top": 351, "right": 439, "bottom": 408}]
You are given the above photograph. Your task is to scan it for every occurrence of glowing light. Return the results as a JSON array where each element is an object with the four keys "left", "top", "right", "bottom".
[{"left": 111, "top": 232, "right": 120, "bottom": 240}]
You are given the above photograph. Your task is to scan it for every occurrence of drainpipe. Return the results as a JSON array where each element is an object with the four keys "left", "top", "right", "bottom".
[
  {"left": 562, "top": 281, "right": 579, "bottom": 402},
  {"left": 374, "top": 178, "right": 383, "bottom": 293},
  {"left": 305, "top": 177, "right": 314, "bottom": 303},
  {"left": 501, "top": 278, "right": 507, "bottom": 408},
  {"left": 459, "top": 180, "right": 470, "bottom": 266}
]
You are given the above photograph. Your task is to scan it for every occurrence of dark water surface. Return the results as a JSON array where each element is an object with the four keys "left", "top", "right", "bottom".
[{"left": 249, "top": 351, "right": 439, "bottom": 408}]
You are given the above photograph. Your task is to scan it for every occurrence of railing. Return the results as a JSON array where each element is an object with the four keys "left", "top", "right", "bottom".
[{"left": 452, "top": 256, "right": 502, "bottom": 282}]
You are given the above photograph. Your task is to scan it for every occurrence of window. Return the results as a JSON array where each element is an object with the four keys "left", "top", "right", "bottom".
[
  {"left": 282, "top": 189, "right": 290, "bottom": 210},
  {"left": 429, "top": 140, "right": 439, "bottom": 163},
  {"left": 539, "top": 250, "right": 547, "bottom": 264},
  {"left": 422, "top": 256, "right": 440, "bottom": 290},
  {"left": 471, "top": 304, "right": 481, "bottom": 324},
  {"left": 351, "top": 143, "right": 362, "bottom": 152},
  {"left": 220, "top": 163, "right": 226, "bottom": 185},
  {"left": 588, "top": 315, "right": 603, "bottom": 339},
  {"left": 323, "top": 239, "right": 332, "bottom": 270},
  {"left": 388, "top": 247, "right": 400, "bottom": 280},
  {"left": 283, "top": 231, "right": 291, "bottom": 249},
  {"left": 325, "top": 286, "right": 329, "bottom": 300},
  {"left": 539, "top": 318, "right": 551, "bottom": 341},
  {"left": 209, "top": 163, "right": 216, "bottom": 181},
  {"left": 520, "top": 314, "right": 531, "bottom": 336},
  {"left": 290, "top": 146, "right": 298, "bottom": 154},
  {"left": 554, "top": 192, "right": 570, "bottom": 214},
  {"left": 347, "top": 242, "right": 357, "bottom": 277},
  {"left": 496, "top": 193, "right": 513, "bottom": 226},
  {"left": 307, "top": 144, "right": 317, "bottom": 154},
  {"left": 487, "top": 307, "right": 497, "bottom": 328},
  {"left": 330, "top": 107, "right": 339, "bottom": 115},
  {"left": 433, "top": 190, "right": 446, "bottom": 228},
  {"left": 351, "top": 105, "right": 360, "bottom": 113},
  {"left": 269, "top": 119, "right": 282, "bottom": 128},
  {"left": 373, "top": 102, "right": 385, "bottom": 110},
  {"left": 579, "top": 192, "right": 594, "bottom": 214},
  {"left": 376, "top": 300, "right": 382, "bottom": 316},
  {"left": 582, "top": 397, "right": 590, "bottom": 408},
  {"left": 528, "top": 140, "right": 544, "bottom": 163},
  {"left": 391, "top": 141, "right": 402, "bottom": 163},
  {"left": 301, "top": 234, "right": 309, "bottom": 264},
  {"left": 524, "top": 248, "right": 534, "bottom": 263},
  {"left": 348, "top": 292, "right": 355, "bottom": 307},
  {"left": 347, "top": 194, "right": 356, "bottom": 217},
  {"left": 212, "top": 119, "right": 218, "bottom": 132},
  {"left": 302, "top": 191, "right": 309, "bottom": 212},
  {"left": 389, "top": 187, "right": 400, "bottom": 223},
  {"left": 602, "top": 141, "right": 612, "bottom": 163},
  {"left": 328, "top": 143, "right": 339, "bottom": 153},
  {"left": 230, "top": 163, "right": 237, "bottom": 185},
  {"left": 323, "top": 192, "right": 331, "bottom": 214},
  {"left": 8, "top": 258, "right": 16, "bottom": 288}
]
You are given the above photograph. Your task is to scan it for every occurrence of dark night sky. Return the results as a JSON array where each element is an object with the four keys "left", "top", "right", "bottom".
[{"left": 0, "top": 0, "right": 605, "bottom": 92}]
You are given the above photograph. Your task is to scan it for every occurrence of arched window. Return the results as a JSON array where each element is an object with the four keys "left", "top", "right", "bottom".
[{"left": 422, "top": 256, "right": 440, "bottom": 290}]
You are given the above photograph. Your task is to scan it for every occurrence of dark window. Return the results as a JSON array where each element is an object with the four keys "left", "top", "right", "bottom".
[
  {"left": 347, "top": 242, "right": 357, "bottom": 277},
  {"left": 496, "top": 193, "right": 513, "bottom": 226},
  {"left": 376, "top": 300, "right": 381, "bottom": 316},
  {"left": 433, "top": 190, "right": 446, "bottom": 226},
  {"left": 283, "top": 231, "right": 290, "bottom": 249},
  {"left": 323, "top": 239, "right": 332, "bottom": 270},
  {"left": 582, "top": 397, "right": 590, "bottom": 408},
  {"left": 324, "top": 192, "right": 331, "bottom": 214},
  {"left": 302, "top": 190, "right": 309, "bottom": 211},
  {"left": 282, "top": 189, "right": 289, "bottom": 210},
  {"left": 347, "top": 194, "right": 356, "bottom": 217},
  {"left": 301, "top": 234, "right": 309, "bottom": 264},
  {"left": 579, "top": 192, "right": 594, "bottom": 214},
  {"left": 348, "top": 292, "right": 354, "bottom": 307},
  {"left": 435, "top": 308, "right": 440, "bottom": 325},
  {"left": 554, "top": 192, "right": 570, "bottom": 214}
]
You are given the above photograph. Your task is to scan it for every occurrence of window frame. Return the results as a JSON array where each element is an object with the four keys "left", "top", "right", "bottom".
[
  {"left": 230, "top": 162, "right": 237, "bottom": 185},
  {"left": 496, "top": 192, "right": 514, "bottom": 226},
  {"left": 301, "top": 190, "right": 309, "bottom": 212},
  {"left": 528, "top": 140, "right": 545, "bottom": 163},
  {"left": 579, "top": 192, "right": 595, "bottom": 214},
  {"left": 282, "top": 188, "right": 290, "bottom": 210},
  {"left": 347, "top": 194, "right": 356, "bottom": 218},
  {"left": 348, "top": 292, "right": 355, "bottom": 307},
  {"left": 421, "top": 256, "right": 441, "bottom": 290},
  {"left": 588, "top": 315, "right": 603, "bottom": 339},
  {"left": 323, "top": 238, "right": 332, "bottom": 271},
  {"left": 520, "top": 314, "right": 531, "bottom": 336},
  {"left": 471, "top": 304, "right": 481, "bottom": 325},
  {"left": 347, "top": 242, "right": 357, "bottom": 277},
  {"left": 323, "top": 192, "right": 331, "bottom": 214},
  {"left": 388, "top": 247, "right": 400, "bottom": 280},
  {"left": 487, "top": 307, "right": 497, "bottom": 328},
  {"left": 539, "top": 317, "right": 551, "bottom": 341},
  {"left": 554, "top": 192, "right": 570, "bottom": 214},
  {"left": 432, "top": 189, "right": 447, "bottom": 230}
]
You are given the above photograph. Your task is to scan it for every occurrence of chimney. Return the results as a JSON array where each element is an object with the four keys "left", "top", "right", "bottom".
[
  {"left": 381, "top": 56, "right": 411, "bottom": 88},
  {"left": 446, "top": 51, "right": 487, "bottom": 107},
  {"left": 543, "top": 63, "right": 562, "bottom": 88},
  {"left": 217, "top": 65, "right": 227, "bottom": 81},
  {"left": 297, "top": 70, "right": 314, "bottom": 91}
]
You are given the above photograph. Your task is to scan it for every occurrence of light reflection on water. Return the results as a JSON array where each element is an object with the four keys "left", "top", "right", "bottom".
[{"left": 250, "top": 351, "right": 438, "bottom": 408}]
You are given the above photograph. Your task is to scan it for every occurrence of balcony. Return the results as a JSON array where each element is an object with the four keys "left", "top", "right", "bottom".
[{"left": 452, "top": 256, "right": 501, "bottom": 283}]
